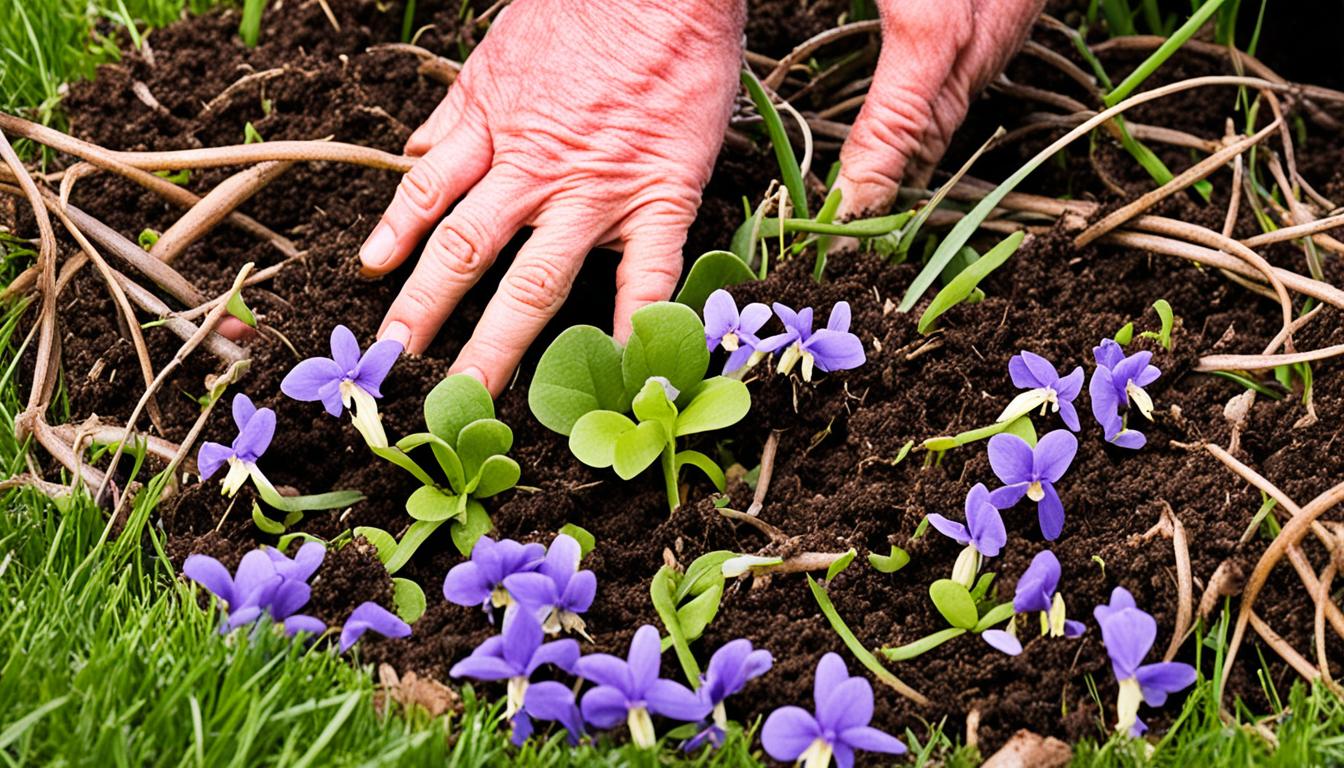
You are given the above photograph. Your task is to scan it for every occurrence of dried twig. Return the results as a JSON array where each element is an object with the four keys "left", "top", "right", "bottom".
[
  {"left": 761, "top": 20, "right": 881, "bottom": 90},
  {"left": 150, "top": 160, "right": 295, "bottom": 264},
  {"left": 746, "top": 431, "right": 779, "bottom": 517},
  {"left": 1316, "top": 560, "right": 1337, "bottom": 686},
  {"left": 1248, "top": 610, "right": 1323, "bottom": 684},
  {"left": 1196, "top": 343, "right": 1344, "bottom": 372},
  {"left": 1160, "top": 505, "right": 1193, "bottom": 662}
]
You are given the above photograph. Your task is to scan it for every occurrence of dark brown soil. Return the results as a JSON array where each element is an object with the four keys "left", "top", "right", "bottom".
[{"left": 9, "top": 0, "right": 1344, "bottom": 757}]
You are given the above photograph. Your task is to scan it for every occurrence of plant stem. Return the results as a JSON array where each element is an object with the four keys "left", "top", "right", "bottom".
[{"left": 660, "top": 443, "right": 680, "bottom": 514}]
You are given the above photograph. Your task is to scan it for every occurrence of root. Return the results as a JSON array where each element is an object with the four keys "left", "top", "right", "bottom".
[
  {"left": 746, "top": 431, "right": 779, "bottom": 517},
  {"left": 1316, "top": 560, "right": 1338, "bottom": 686},
  {"left": 51, "top": 423, "right": 185, "bottom": 469},
  {"left": 1196, "top": 343, "right": 1344, "bottom": 373},
  {"left": 1248, "top": 610, "right": 1324, "bottom": 685},
  {"left": 151, "top": 160, "right": 296, "bottom": 265},
  {"left": 1152, "top": 504, "right": 1194, "bottom": 663},
  {"left": 760, "top": 20, "right": 881, "bottom": 90},
  {"left": 1198, "top": 560, "right": 1244, "bottom": 621},
  {"left": 368, "top": 44, "right": 462, "bottom": 86}
]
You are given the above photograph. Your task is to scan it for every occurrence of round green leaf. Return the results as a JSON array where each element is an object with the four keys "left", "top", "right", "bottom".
[
  {"left": 569, "top": 410, "right": 637, "bottom": 469},
  {"left": 405, "top": 485, "right": 460, "bottom": 522},
  {"left": 391, "top": 578, "right": 426, "bottom": 623},
  {"left": 529, "top": 325, "right": 628, "bottom": 435},
  {"left": 472, "top": 455, "right": 520, "bottom": 498},
  {"left": 622, "top": 302, "right": 710, "bottom": 400},
  {"left": 354, "top": 526, "right": 396, "bottom": 564},
  {"left": 457, "top": 418, "right": 513, "bottom": 482},
  {"left": 674, "top": 377, "right": 750, "bottom": 437},
  {"left": 612, "top": 421, "right": 666, "bottom": 480},
  {"left": 674, "top": 250, "right": 756, "bottom": 313},
  {"left": 930, "top": 579, "right": 979, "bottom": 630},
  {"left": 450, "top": 500, "right": 493, "bottom": 556},
  {"left": 424, "top": 374, "right": 495, "bottom": 447}
]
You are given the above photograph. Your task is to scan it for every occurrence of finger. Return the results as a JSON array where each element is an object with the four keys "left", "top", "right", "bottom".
[
  {"left": 448, "top": 221, "right": 597, "bottom": 396},
  {"left": 377, "top": 168, "right": 540, "bottom": 354},
  {"left": 612, "top": 202, "right": 693, "bottom": 342},
  {"left": 216, "top": 316, "right": 257, "bottom": 342},
  {"left": 359, "top": 123, "right": 491, "bottom": 277},
  {"left": 834, "top": 0, "right": 975, "bottom": 219},
  {"left": 902, "top": 0, "right": 1045, "bottom": 189},
  {"left": 406, "top": 83, "right": 473, "bottom": 157}
]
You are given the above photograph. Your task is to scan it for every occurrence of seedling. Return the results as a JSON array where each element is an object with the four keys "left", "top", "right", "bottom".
[
  {"left": 356, "top": 374, "right": 521, "bottom": 571},
  {"left": 529, "top": 301, "right": 750, "bottom": 512},
  {"left": 1138, "top": 299, "right": 1176, "bottom": 350},
  {"left": 1090, "top": 338, "right": 1162, "bottom": 449},
  {"left": 1094, "top": 587, "right": 1196, "bottom": 735},
  {"left": 652, "top": 550, "right": 736, "bottom": 683},
  {"left": 881, "top": 572, "right": 1016, "bottom": 661},
  {"left": 917, "top": 231, "right": 1025, "bottom": 334},
  {"left": 986, "top": 430, "right": 1079, "bottom": 541},
  {"left": 868, "top": 545, "right": 910, "bottom": 573},
  {"left": 196, "top": 394, "right": 364, "bottom": 524}
]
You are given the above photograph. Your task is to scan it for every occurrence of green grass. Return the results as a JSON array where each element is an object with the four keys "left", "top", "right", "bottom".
[{"left": 4, "top": 2, "right": 1344, "bottom": 765}]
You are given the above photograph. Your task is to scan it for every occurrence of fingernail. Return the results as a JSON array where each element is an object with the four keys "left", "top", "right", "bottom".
[
  {"left": 382, "top": 320, "right": 412, "bottom": 348},
  {"left": 359, "top": 224, "right": 395, "bottom": 270}
]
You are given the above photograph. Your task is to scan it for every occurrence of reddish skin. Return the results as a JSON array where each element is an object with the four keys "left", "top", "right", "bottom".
[{"left": 359, "top": 0, "right": 1041, "bottom": 395}]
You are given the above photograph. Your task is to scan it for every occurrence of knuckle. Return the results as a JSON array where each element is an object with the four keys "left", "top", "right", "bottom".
[
  {"left": 397, "top": 160, "right": 447, "bottom": 215},
  {"left": 506, "top": 260, "right": 569, "bottom": 314},
  {"left": 400, "top": 282, "right": 440, "bottom": 319},
  {"left": 426, "top": 222, "right": 487, "bottom": 275}
]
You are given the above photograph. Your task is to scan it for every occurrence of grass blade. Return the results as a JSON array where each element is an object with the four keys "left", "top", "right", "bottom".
[
  {"left": 741, "top": 68, "right": 808, "bottom": 219},
  {"left": 807, "top": 575, "right": 928, "bottom": 705}
]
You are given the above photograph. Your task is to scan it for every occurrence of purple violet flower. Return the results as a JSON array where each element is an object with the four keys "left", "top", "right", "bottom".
[
  {"left": 761, "top": 653, "right": 906, "bottom": 767},
  {"left": 573, "top": 625, "right": 709, "bottom": 748},
  {"left": 987, "top": 430, "right": 1078, "bottom": 541},
  {"left": 197, "top": 394, "right": 275, "bottom": 496},
  {"left": 281, "top": 325, "right": 402, "bottom": 446},
  {"left": 685, "top": 639, "right": 774, "bottom": 751},
  {"left": 926, "top": 483, "right": 1006, "bottom": 587},
  {"left": 450, "top": 609, "right": 580, "bottom": 744},
  {"left": 756, "top": 302, "right": 865, "bottom": 382},
  {"left": 264, "top": 541, "right": 325, "bottom": 583},
  {"left": 183, "top": 546, "right": 324, "bottom": 636},
  {"left": 1089, "top": 339, "right": 1161, "bottom": 450},
  {"left": 1013, "top": 550, "right": 1085, "bottom": 638},
  {"left": 703, "top": 289, "right": 772, "bottom": 375},
  {"left": 1002, "top": 351, "right": 1085, "bottom": 431},
  {"left": 524, "top": 681, "right": 586, "bottom": 745},
  {"left": 981, "top": 629, "right": 1023, "bottom": 656},
  {"left": 1094, "top": 588, "right": 1197, "bottom": 736},
  {"left": 339, "top": 601, "right": 411, "bottom": 653},
  {"left": 502, "top": 534, "right": 597, "bottom": 638},
  {"left": 443, "top": 536, "right": 546, "bottom": 613}
]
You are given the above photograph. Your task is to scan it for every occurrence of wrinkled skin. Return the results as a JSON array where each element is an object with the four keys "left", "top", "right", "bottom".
[{"left": 359, "top": 0, "right": 1043, "bottom": 394}]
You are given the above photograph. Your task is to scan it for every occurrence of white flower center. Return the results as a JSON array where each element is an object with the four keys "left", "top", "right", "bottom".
[
  {"left": 1048, "top": 593, "right": 1068, "bottom": 637},
  {"left": 1126, "top": 380, "right": 1154, "bottom": 420},
  {"left": 343, "top": 381, "right": 388, "bottom": 448},
  {"left": 776, "top": 343, "right": 803, "bottom": 377},
  {"left": 221, "top": 458, "right": 251, "bottom": 497},
  {"left": 506, "top": 676, "right": 528, "bottom": 718},
  {"left": 721, "top": 332, "right": 740, "bottom": 352},
  {"left": 1027, "top": 481, "right": 1045, "bottom": 502},
  {"left": 1116, "top": 677, "right": 1143, "bottom": 735},
  {"left": 952, "top": 545, "right": 980, "bottom": 588},
  {"left": 628, "top": 705, "right": 656, "bottom": 748},
  {"left": 800, "top": 737, "right": 835, "bottom": 768},
  {"left": 490, "top": 585, "right": 512, "bottom": 609}
]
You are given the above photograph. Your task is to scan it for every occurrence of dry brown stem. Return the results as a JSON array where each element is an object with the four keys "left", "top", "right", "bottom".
[{"left": 151, "top": 160, "right": 296, "bottom": 264}]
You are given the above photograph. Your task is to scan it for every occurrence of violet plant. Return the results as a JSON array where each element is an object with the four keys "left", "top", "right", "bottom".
[
  {"left": 573, "top": 624, "right": 709, "bottom": 748},
  {"left": 280, "top": 324, "right": 402, "bottom": 448},
  {"left": 449, "top": 609, "right": 581, "bottom": 744},
  {"left": 703, "top": 289, "right": 771, "bottom": 375},
  {"left": 685, "top": 639, "right": 773, "bottom": 751},
  {"left": 1094, "top": 587, "right": 1197, "bottom": 736},
  {"left": 184, "top": 544, "right": 326, "bottom": 636},
  {"left": 339, "top": 601, "right": 412, "bottom": 653},
  {"left": 197, "top": 394, "right": 363, "bottom": 530},
  {"left": 986, "top": 429, "right": 1078, "bottom": 541},
  {"left": 502, "top": 533, "right": 597, "bottom": 638},
  {"left": 650, "top": 550, "right": 736, "bottom": 684},
  {"left": 442, "top": 535, "right": 546, "bottom": 614},
  {"left": 1090, "top": 339, "right": 1161, "bottom": 449},
  {"left": 1013, "top": 550, "right": 1085, "bottom": 639},
  {"left": 761, "top": 653, "right": 906, "bottom": 768},
  {"left": 998, "top": 350, "right": 1085, "bottom": 431},
  {"left": 354, "top": 373, "right": 520, "bottom": 572},
  {"left": 756, "top": 301, "right": 865, "bottom": 382},
  {"left": 927, "top": 483, "right": 1006, "bottom": 588},
  {"left": 529, "top": 302, "right": 750, "bottom": 513}
]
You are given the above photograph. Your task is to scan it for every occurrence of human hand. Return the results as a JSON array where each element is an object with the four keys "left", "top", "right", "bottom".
[
  {"left": 359, "top": 0, "right": 745, "bottom": 395},
  {"left": 834, "top": 0, "right": 1044, "bottom": 218}
]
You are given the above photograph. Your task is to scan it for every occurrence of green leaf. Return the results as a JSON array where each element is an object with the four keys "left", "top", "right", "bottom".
[
  {"left": 369, "top": 443, "right": 438, "bottom": 488},
  {"left": 457, "top": 419, "right": 513, "bottom": 482},
  {"left": 1140, "top": 298, "right": 1175, "bottom": 350},
  {"left": 138, "top": 228, "right": 159, "bottom": 249},
  {"left": 354, "top": 526, "right": 397, "bottom": 564},
  {"left": 391, "top": 578, "right": 426, "bottom": 623},
  {"left": 244, "top": 121, "right": 264, "bottom": 144},
  {"left": 405, "top": 485, "right": 462, "bottom": 523},
  {"left": 917, "top": 231, "right": 1025, "bottom": 333},
  {"left": 973, "top": 602, "right": 1016, "bottom": 633},
  {"left": 529, "top": 326, "right": 628, "bottom": 435},
  {"left": 675, "top": 251, "right": 756, "bottom": 312},
  {"left": 612, "top": 421, "right": 667, "bottom": 480},
  {"left": 569, "top": 410, "right": 637, "bottom": 469},
  {"left": 651, "top": 566, "right": 701, "bottom": 685},
  {"left": 741, "top": 67, "right": 808, "bottom": 218},
  {"left": 807, "top": 576, "right": 925, "bottom": 701},
  {"left": 676, "top": 551, "right": 735, "bottom": 602},
  {"left": 826, "top": 549, "right": 857, "bottom": 581},
  {"left": 675, "top": 450, "right": 725, "bottom": 492},
  {"left": 424, "top": 374, "right": 495, "bottom": 448},
  {"left": 675, "top": 377, "right": 750, "bottom": 437},
  {"left": 251, "top": 472, "right": 364, "bottom": 513},
  {"left": 929, "top": 579, "right": 978, "bottom": 630},
  {"left": 1002, "top": 415, "right": 1037, "bottom": 447},
  {"left": 251, "top": 502, "right": 286, "bottom": 534},
  {"left": 401, "top": 433, "right": 467, "bottom": 493},
  {"left": 622, "top": 302, "right": 710, "bottom": 399},
  {"left": 868, "top": 546, "right": 910, "bottom": 574},
  {"left": 559, "top": 524, "right": 595, "bottom": 557},
  {"left": 472, "top": 455, "right": 520, "bottom": 498},
  {"left": 450, "top": 500, "right": 493, "bottom": 556},
  {"left": 675, "top": 582, "right": 723, "bottom": 642},
  {"left": 1114, "top": 321, "right": 1135, "bottom": 345},
  {"left": 969, "top": 572, "right": 997, "bottom": 603},
  {"left": 631, "top": 378, "right": 678, "bottom": 427},
  {"left": 384, "top": 520, "right": 442, "bottom": 574},
  {"left": 880, "top": 627, "right": 967, "bottom": 661},
  {"left": 746, "top": 213, "right": 913, "bottom": 239}
]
